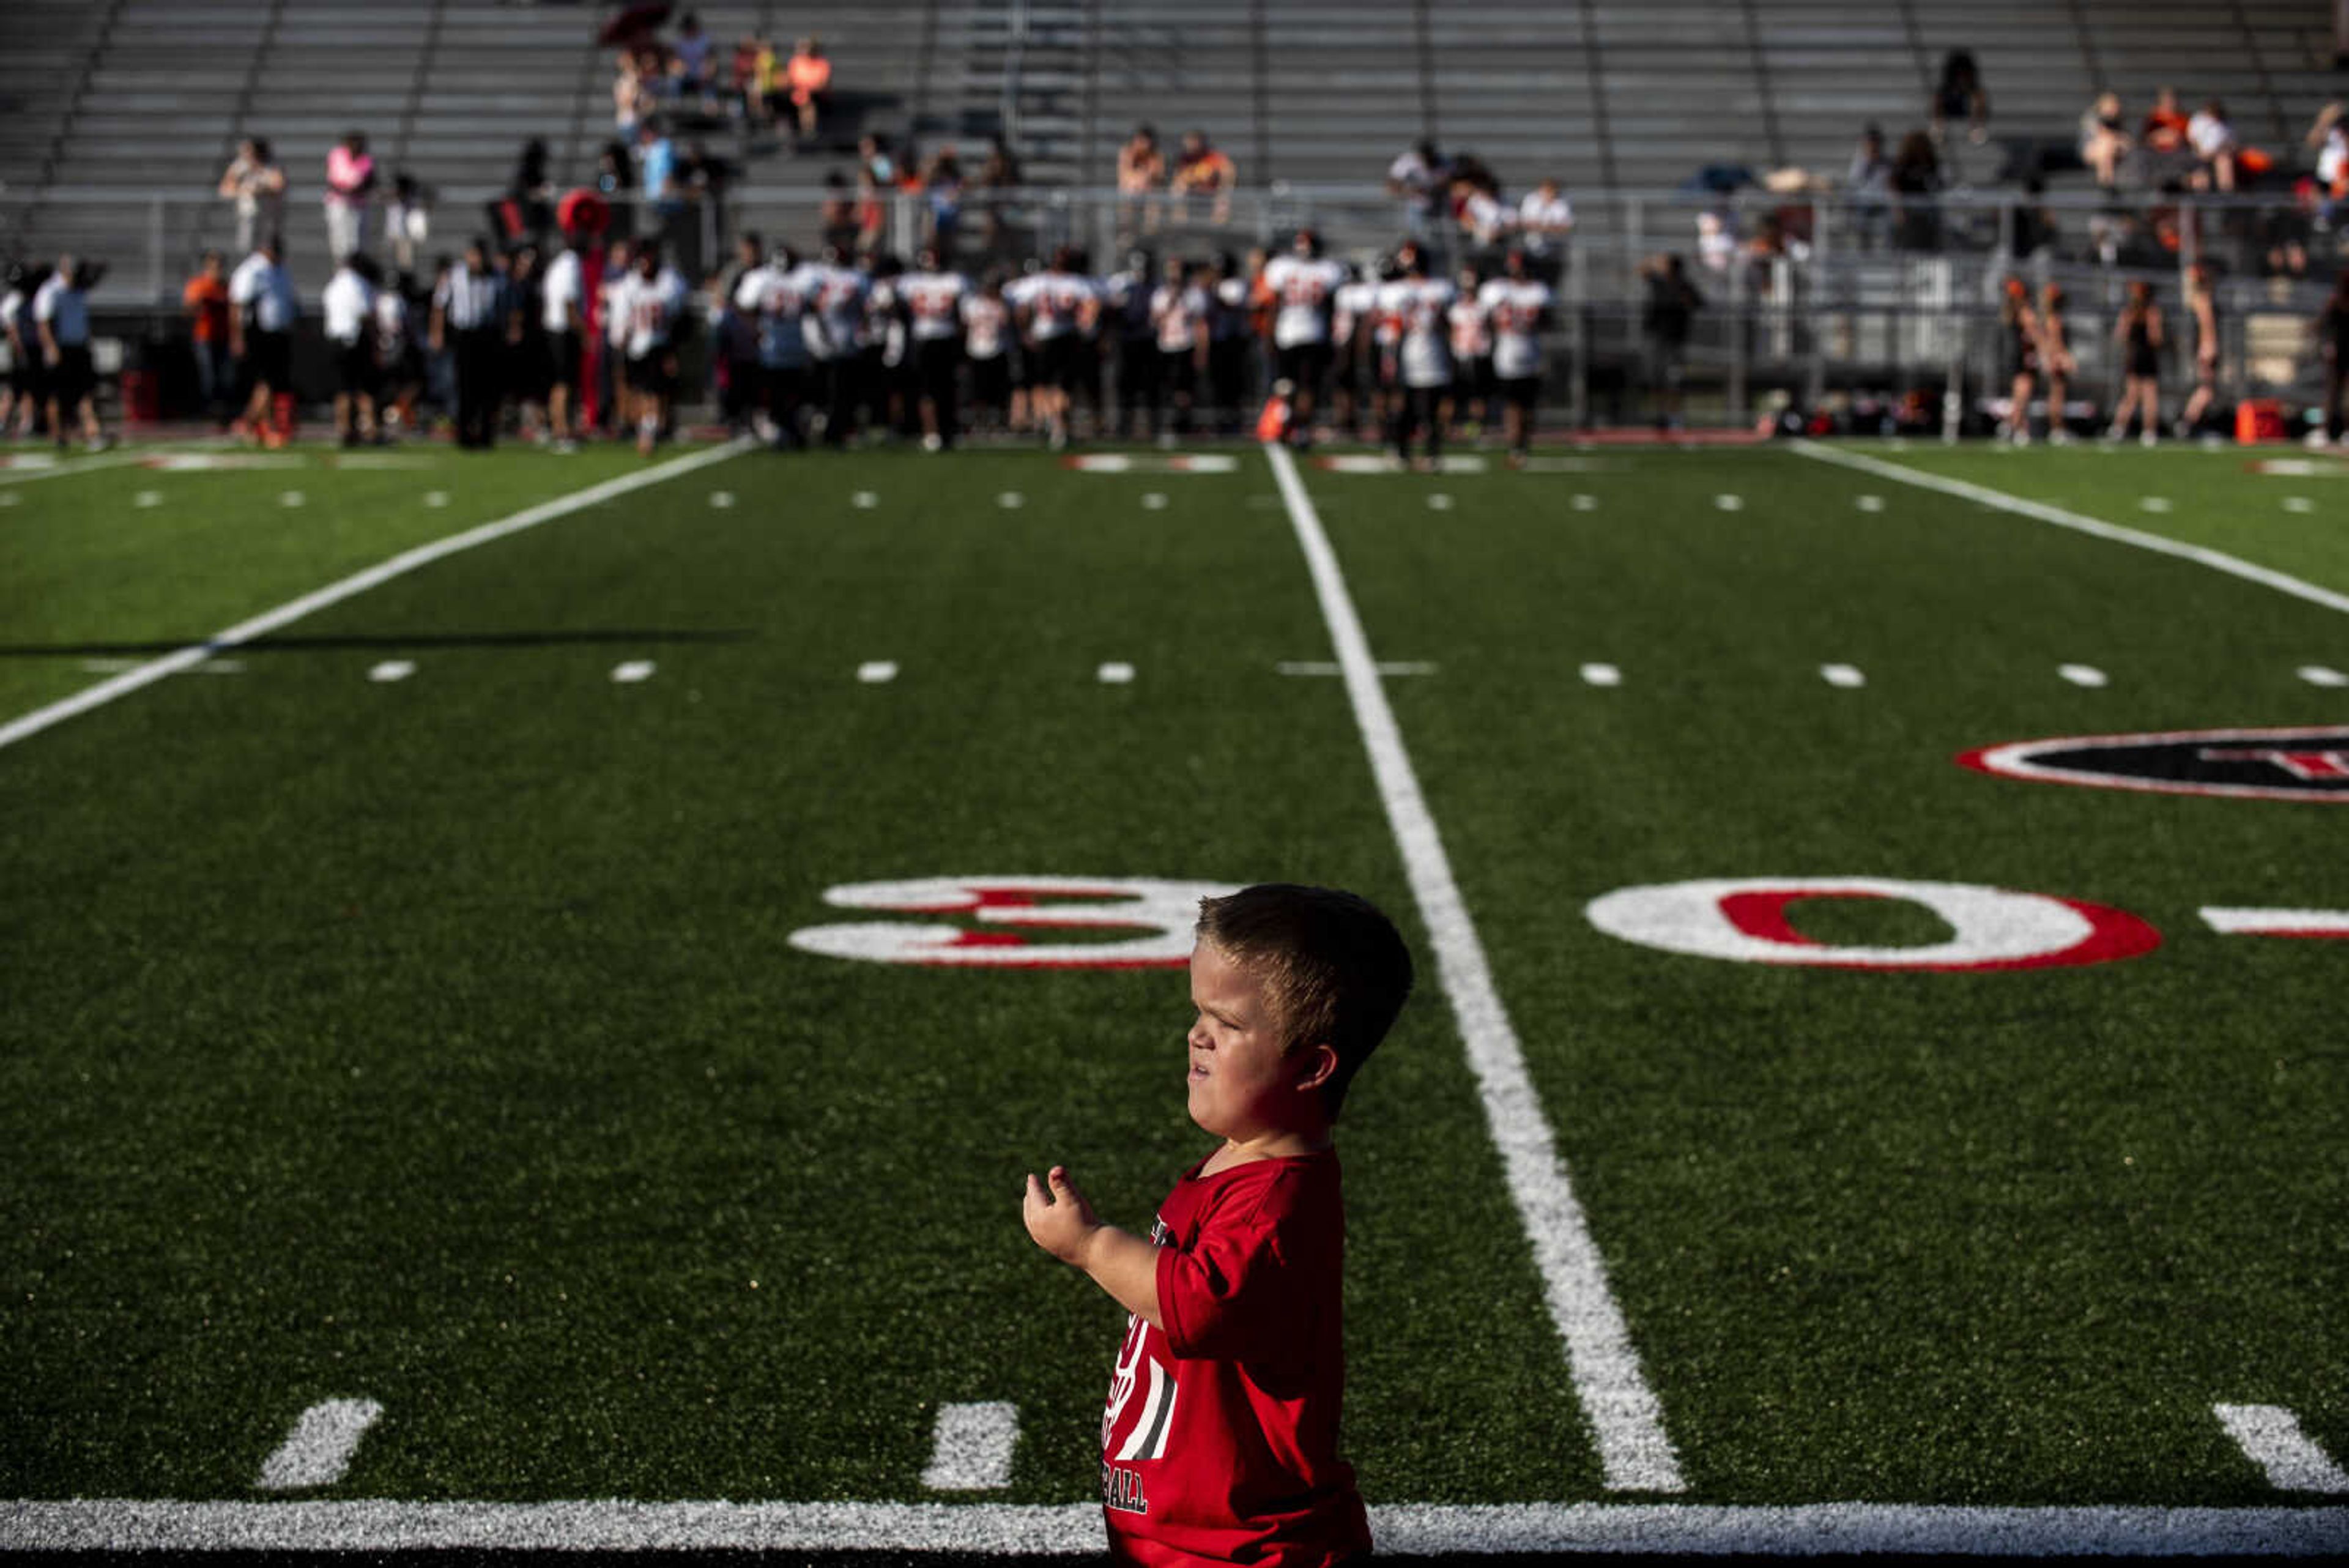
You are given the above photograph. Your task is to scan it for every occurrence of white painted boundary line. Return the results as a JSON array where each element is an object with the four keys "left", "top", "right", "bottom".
[
  {"left": 919, "top": 1402, "right": 1019, "bottom": 1492},
  {"left": 254, "top": 1400, "right": 384, "bottom": 1492},
  {"left": 1264, "top": 442, "right": 1685, "bottom": 1495},
  {"left": 5, "top": 1499, "right": 2343, "bottom": 1553},
  {"left": 2202, "top": 908, "right": 2349, "bottom": 937},
  {"left": 1787, "top": 441, "right": 2349, "bottom": 619},
  {"left": 0, "top": 439, "right": 750, "bottom": 755},
  {"left": 0, "top": 450, "right": 143, "bottom": 486},
  {"left": 2214, "top": 1405, "right": 2349, "bottom": 1493}
]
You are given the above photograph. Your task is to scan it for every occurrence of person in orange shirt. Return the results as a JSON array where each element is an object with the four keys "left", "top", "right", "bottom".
[
  {"left": 1171, "top": 129, "right": 1237, "bottom": 225},
  {"left": 182, "top": 250, "right": 232, "bottom": 426},
  {"left": 2142, "top": 86, "right": 2191, "bottom": 153},
  {"left": 786, "top": 37, "right": 831, "bottom": 146}
]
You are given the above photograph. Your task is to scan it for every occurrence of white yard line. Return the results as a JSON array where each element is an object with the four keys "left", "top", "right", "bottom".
[
  {"left": 1264, "top": 442, "right": 1685, "bottom": 1494},
  {"left": 0, "top": 450, "right": 144, "bottom": 486},
  {"left": 3, "top": 1499, "right": 2342, "bottom": 1553},
  {"left": 918, "top": 1402, "right": 1019, "bottom": 1492},
  {"left": 2214, "top": 1405, "right": 2349, "bottom": 1493},
  {"left": 0, "top": 440, "right": 749, "bottom": 755},
  {"left": 1787, "top": 441, "right": 2349, "bottom": 619},
  {"left": 254, "top": 1400, "right": 384, "bottom": 1492}
]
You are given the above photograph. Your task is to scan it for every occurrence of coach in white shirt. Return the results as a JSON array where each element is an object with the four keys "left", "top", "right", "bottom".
[
  {"left": 322, "top": 253, "right": 380, "bottom": 446},
  {"left": 32, "top": 253, "right": 106, "bottom": 450},
  {"left": 229, "top": 234, "right": 299, "bottom": 445}
]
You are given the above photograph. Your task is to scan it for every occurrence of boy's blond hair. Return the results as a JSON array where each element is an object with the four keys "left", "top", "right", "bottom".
[{"left": 1195, "top": 884, "right": 1413, "bottom": 1116}]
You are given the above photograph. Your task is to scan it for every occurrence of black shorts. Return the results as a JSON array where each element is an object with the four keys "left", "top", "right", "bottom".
[
  {"left": 1277, "top": 340, "right": 1333, "bottom": 390},
  {"left": 1498, "top": 374, "right": 1540, "bottom": 410},
  {"left": 763, "top": 362, "right": 811, "bottom": 409},
  {"left": 1159, "top": 347, "right": 1196, "bottom": 395},
  {"left": 544, "top": 330, "right": 580, "bottom": 390},
  {"left": 1035, "top": 335, "right": 1080, "bottom": 392},
  {"left": 333, "top": 340, "right": 376, "bottom": 396},
  {"left": 969, "top": 353, "right": 1011, "bottom": 407},
  {"left": 247, "top": 330, "right": 292, "bottom": 391},
  {"left": 510, "top": 332, "right": 551, "bottom": 401},
  {"left": 47, "top": 343, "right": 93, "bottom": 405},
  {"left": 9, "top": 352, "right": 42, "bottom": 400},
  {"left": 915, "top": 336, "right": 961, "bottom": 400},
  {"left": 1454, "top": 357, "right": 1493, "bottom": 400},
  {"left": 624, "top": 352, "right": 674, "bottom": 396},
  {"left": 2128, "top": 345, "right": 2161, "bottom": 379}
]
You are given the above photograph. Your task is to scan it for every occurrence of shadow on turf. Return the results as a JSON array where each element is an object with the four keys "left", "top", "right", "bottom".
[{"left": 0, "top": 631, "right": 755, "bottom": 658}]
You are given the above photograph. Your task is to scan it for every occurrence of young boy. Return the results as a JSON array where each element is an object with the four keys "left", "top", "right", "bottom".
[{"left": 1023, "top": 884, "right": 1414, "bottom": 1566}]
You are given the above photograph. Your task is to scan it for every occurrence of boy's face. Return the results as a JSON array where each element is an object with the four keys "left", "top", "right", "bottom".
[{"left": 1186, "top": 941, "right": 1317, "bottom": 1143}]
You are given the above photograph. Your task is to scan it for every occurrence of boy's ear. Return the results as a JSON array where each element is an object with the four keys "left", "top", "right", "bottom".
[{"left": 1293, "top": 1042, "right": 1338, "bottom": 1094}]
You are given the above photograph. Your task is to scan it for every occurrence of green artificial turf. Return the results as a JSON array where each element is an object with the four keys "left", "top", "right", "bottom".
[{"left": 1, "top": 440, "right": 2341, "bottom": 1512}]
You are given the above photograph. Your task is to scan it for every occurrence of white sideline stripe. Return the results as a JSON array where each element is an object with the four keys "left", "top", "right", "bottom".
[
  {"left": 856, "top": 661, "right": 898, "bottom": 684},
  {"left": 1820, "top": 663, "right": 1866, "bottom": 688},
  {"left": 1788, "top": 441, "right": 2349, "bottom": 619},
  {"left": 1096, "top": 661, "right": 1135, "bottom": 684},
  {"left": 2299, "top": 665, "right": 2348, "bottom": 688},
  {"left": 254, "top": 1400, "right": 383, "bottom": 1492},
  {"left": 0, "top": 440, "right": 748, "bottom": 755},
  {"left": 919, "top": 1402, "right": 1018, "bottom": 1492},
  {"left": 0, "top": 450, "right": 142, "bottom": 486},
  {"left": 4, "top": 1500, "right": 2343, "bottom": 1554},
  {"left": 2059, "top": 663, "right": 2109, "bottom": 688},
  {"left": 2200, "top": 907, "right": 2349, "bottom": 937},
  {"left": 1264, "top": 443, "right": 1684, "bottom": 1494},
  {"left": 2215, "top": 1405, "right": 2349, "bottom": 1493},
  {"left": 610, "top": 660, "right": 656, "bottom": 683},
  {"left": 1580, "top": 663, "right": 1622, "bottom": 687},
  {"left": 80, "top": 657, "right": 242, "bottom": 677}
]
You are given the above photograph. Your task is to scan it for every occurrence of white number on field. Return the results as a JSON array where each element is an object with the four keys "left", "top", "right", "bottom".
[{"left": 789, "top": 876, "right": 1242, "bottom": 968}]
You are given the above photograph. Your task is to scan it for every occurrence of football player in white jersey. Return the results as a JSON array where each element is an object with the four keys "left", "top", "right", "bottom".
[
  {"left": 1258, "top": 229, "right": 1346, "bottom": 444},
  {"left": 320, "top": 251, "right": 380, "bottom": 446},
  {"left": 1148, "top": 255, "right": 1209, "bottom": 439},
  {"left": 1010, "top": 246, "right": 1097, "bottom": 449},
  {"left": 540, "top": 237, "right": 585, "bottom": 450},
  {"left": 612, "top": 243, "right": 689, "bottom": 455},
  {"left": 1330, "top": 264, "right": 1379, "bottom": 440},
  {"left": 807, "top": 248, "right": 868, "bottom": 446},
  {"left": 1442, "top": 262, "right": 1493, "bottom": 444},
  {"left": 1380, "top": 244, "right": 1454, "bottom": 472},
  {"left": 734, "top": 242, "right": 817, "bottom": 448},
  {"left": 1478, "top": 248, "right": 1554, "bottom": 466},
  {"left": 960, "top": 270, "right": 1015, "bottom": 433},
  {"left": 900, "top": 245, "right": 969, "bottom": 450}
]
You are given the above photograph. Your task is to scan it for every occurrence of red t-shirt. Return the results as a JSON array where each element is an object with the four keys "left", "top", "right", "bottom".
[{"left": 1101, "top": 1149, "right": 1367, "bottom": 1567}]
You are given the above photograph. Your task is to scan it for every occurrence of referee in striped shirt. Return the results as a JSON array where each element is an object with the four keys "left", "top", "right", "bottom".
[{"left": 431, "top": 237, "right": 513, "bottom": 448}]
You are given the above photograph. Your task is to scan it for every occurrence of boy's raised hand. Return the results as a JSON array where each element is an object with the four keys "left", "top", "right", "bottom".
[{"left": 1022, "top": 1165, "right": 1099, "bottom": 1265}]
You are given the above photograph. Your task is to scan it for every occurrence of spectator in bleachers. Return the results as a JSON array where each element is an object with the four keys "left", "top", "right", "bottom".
[
  {"left": 1170, "top": 130, "right": 1236, "bottom": 226},
  {"left": 2107, "top": 279, "right": 2165, "bottom": 446},
  {"left": 2187, "top": 100, "right": 2243, "bottom": 192},
  {"left": 636, "top": 116, "right": 682, "bottom": 244},
  {"left": 495, "top": 141, "right": 555, "bottom": 251},
  {"left": 733, "top": 33, "right": 777, "bottom": 130},
  {"left": 1890, "top": 130, "right": 1942, "bottom": 250},
  {"left": 1516, "top": 178, "right": 1572, "bottom": 273},
  {"left": 787, "top": 38, "right": 833, "bottom": 148},
  {"left": 1118, "top": 125, "right": 1165, "bottom": 237},
  {"left": 1929, "top": 51, "right": 1989, "bottom": 150},
  {"left": 2079, "top": 92, "right": 2131, "bottom": 191},
  {"left": 218, "top": 139, "right": 287, "bottom": 259},
  {"left": 387, "top": 173, "right": 432, "bottom": 277},
  {"left": 615, "top": 51, "right": 655, "bottom": 137},
  {"left": 1847, "top": 124, "right": 1893, "bottom": 250},
  {"left": 182, "top": 250, "right": 232, "bottom": 428},
  {"left": 1387, "top": 140, "right": 1449, "bottom": 243},
  {"left": 670, "top": 12, "right": 716, "bottom": 111},
  {"left": 33, "top": 254, "right": 106, "bottom": 452},
  {"left": 922, "top": 147, "right": 965, "bottom": 252},
  {"left": 229, "top": 233, "right": 297, "bottom": 448},
  {"left": 595, "top": 141, "right": 636, "bottom": 241},
  {"left": 818, "top": 172, "right": 859, "bottom": 256},
  {"left": 2315, "top": 105, "right": 2349, "bottom": 224},
  {"left": 1453, "top": 166, "right": 1510, "bottom": 255},
  {"left": 2142, "top": 87, "right": 2191, "bottom": 156},
  {"left": 325, "top": 132, "right": 378, "bottom": 261}
]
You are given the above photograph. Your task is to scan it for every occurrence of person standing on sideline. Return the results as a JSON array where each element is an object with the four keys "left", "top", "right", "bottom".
[
  {"left": 900, "top": 246, "right": 968, "bottom": 451},
  {"left": 0, "top": 264, "right": 41, "bottom": 437},
  {"left": 218, "top": 138, "right": 286, "bottom": 257},
  {"left": 324, "top": 131, "right": 377, "bottom": 259},
  {"left": 183, "top": 250, "right": 233, "bottom": 428},
  {"left": 613, "top": 242, "right": 689, "bottom": 456},
  {"left": 1997, "top": 277, "right": 2042, "bottom": 445},
  {"left": 432, "top": 237, "right": 510, "bottom": 450},
  {"left": 2317, "top": 269, "right": 2349, "bottom": 444},
  {"left": 1638, "top": 252, "right": 1704, "bottom": 432},
  {"left": 322, "top": 251, "right": 380, "bottom": 446},
  {"left": 1381, "top": 243, "right": 1455, "bottom": 472},
  {"left": 2108, "top": 279, "right": 2165, "bottom": 446},
  {"left": 34, "top": 255, "right": 108, "bottom": 451},
  {"left": 2037, "top": 283, "right": 2076, "bottom": 444},
  {"left": 229, "top": 234, "right": 299, "bottom": 448},
  {"left": 541, "top": 235, "right": 585, "bottom": 450},
  {"left": 1260, "top": 229, "right": 1346, "bottom": 447},
  {"left": 1480, "top": 247, "right": 1553, "bottom": 466},
  {"left": 2178, "top": 266, "right": 2222, "bottom": 437}
]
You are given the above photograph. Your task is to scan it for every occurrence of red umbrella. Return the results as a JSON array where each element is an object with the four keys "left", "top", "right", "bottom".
[{"left": 597, "top": 2, "right": 672, "bottom": 47}]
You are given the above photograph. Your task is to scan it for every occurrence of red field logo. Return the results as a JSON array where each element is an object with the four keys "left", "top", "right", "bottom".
[
  {"left": 1958, "top": 728, "right": 2349, "bottom": 802},
  {"left": 788, "top": 876, "right": 1241, "bottom": 967}
]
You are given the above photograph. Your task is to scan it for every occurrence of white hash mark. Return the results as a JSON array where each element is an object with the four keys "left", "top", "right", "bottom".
[
  {"left": 2213, "top": 1404, "right": 2349, "bottom": 1493},
  {"left": 2058, "top": 663, "right": 2109, "bottom": 688},
  {"left": 2298, "top": 665, "right": 2348, "bottom": 687},
  {"left": 610, "top": 661, "right": 656, "bottom": 683},
  {"left": 919, "top": 1402, "right": 1019, "bottom": 1491},
  {"left": 1820, "top": 664, "right": 1866, "bottom": 688},
  {"left": 1096, "top": 662, "right": 1135, "bottom": 684},
  {"left": 856, "top": 661, "right": 897, "bottom": 684},
  {"left": 256, "top": 1399, "right": 383, "bottom": 1492},
  {"left": 368, "top": 661, "right": 416, "bottom": 683}
]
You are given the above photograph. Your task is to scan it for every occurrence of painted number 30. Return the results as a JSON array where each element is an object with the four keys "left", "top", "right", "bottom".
[{"left": 787, "top": 877, "right": 1242, "bottom": 968}]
